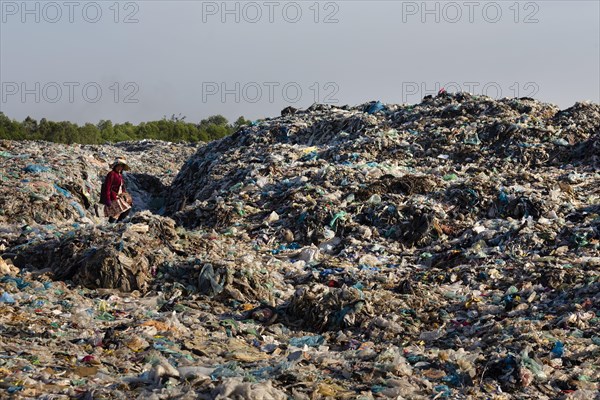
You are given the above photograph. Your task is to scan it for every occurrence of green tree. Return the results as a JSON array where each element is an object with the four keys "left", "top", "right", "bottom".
[
  {"left": 0, "top": 113, "right": 24, "bottom": 140},
  {"left": 113, "top": 122, "right": 135, "bottom": 142},
  {"left": 22, "top": 116, "right": 39, "bottom": 139},
  {"left": 233, "top": 116, "right": 251, "bottom": 130},
  {"left": 79, "top": 123, "right": 101, "bottom": 144},
  {"left": 61, "top": 121, "right": 79, "bottom": 144},
  {"left": 0, "top": 113, "right": 236, "bottom": 144},
  {"left": 201, "top": 115, "right": 228, "bottom": 126},
  {"left": 136, "top": 122, "right": 160, "bottom": 140},
  {"left": 98, "top": 120, "right": 114, "bottom": 142},
  {"left": 205, "top": 124, "right": 229, "bottom": 140}
]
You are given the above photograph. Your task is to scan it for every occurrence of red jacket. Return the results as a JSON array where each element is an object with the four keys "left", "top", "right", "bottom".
[{"left": 103, "top": 171, "right": 126, "bottom": 204}]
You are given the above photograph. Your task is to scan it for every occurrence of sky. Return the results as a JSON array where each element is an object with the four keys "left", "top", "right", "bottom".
[{"left": 1, "top": 0, "right": 599, "bottom": 124}]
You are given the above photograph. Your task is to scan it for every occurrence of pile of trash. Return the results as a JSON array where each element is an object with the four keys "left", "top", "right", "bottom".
[
  {"left": 1, "top": 93, "right": 599, "bottom": 398},
  {"left": 0, "top": 139, "right": 196, "bottom": 249},
  {"left": 167, "top": 97, "right": 599, "bottom": 235},
  {"left": 12, "top": 211, "right": 290, "bottom": 302}
]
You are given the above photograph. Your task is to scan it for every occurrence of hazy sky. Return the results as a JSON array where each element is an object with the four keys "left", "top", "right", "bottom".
[{"left": 1, "top": 0, "right": 599, "bottom": 124}]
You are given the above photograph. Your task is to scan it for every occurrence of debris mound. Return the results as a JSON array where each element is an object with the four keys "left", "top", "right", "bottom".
[
  {"left": 0, "top": 139, "right": 196, "bottom": 246},
  {"left": 2, "top": 94, "right": 600, "bottom": 399},
  {"left": 13, "top": 212, "right": 182, "bottom": 292}
]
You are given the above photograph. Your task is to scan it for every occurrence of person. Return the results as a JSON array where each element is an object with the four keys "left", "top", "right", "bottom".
[{"left": 103, "top": 157, "right": 133, "bottom": 223}]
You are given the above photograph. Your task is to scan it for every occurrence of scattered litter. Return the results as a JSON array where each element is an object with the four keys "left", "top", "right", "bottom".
[{"left": 2, "top": 94, "right": 600, "bottom": 398}]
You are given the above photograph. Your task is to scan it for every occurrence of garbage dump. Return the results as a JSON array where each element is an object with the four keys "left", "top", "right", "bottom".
[
  {"left": 0, "top": 139, "right": 196, "bottom": 247},
  {"left": 1, "top": 93, "right": 600, "bottom": 398}
]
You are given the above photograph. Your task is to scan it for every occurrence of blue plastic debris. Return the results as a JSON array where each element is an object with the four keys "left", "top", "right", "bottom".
[
  {"left": 0, "top": 292, "right": 15, "bottom": 303},
  {"left": 7, "top": 386, "right": 23, "bottom": 394},
  {"left": 433, "top": 385, "right": 452, "bottom": 398},
  {"left": 329, "top": 211, "right": 347, "bottom": 228},
  {"left": 370, "top": 385, "right": 386, "bottom": 393},
  {"left": 23, "top": 164, "right": 49, "bottom": 173},
  {"left": 271, "top": 243, "right": 301, "bottom": 255},
  {"left": 0, "top": 276, "right": 30, "bottom": 290},
  {"left": 366, "top": 101, "right": 385, "bottom": 114},
  {"left": 498, "top": 189, "right": 509, "bottom": 204},
  {"left": 210, "top": 363, "right": 240, "bottom": 380},
  {"left": 70, "top": 200, "right": 85, "bottom": 217},
  {"left": 319, "top": 267, "right": 345, "bottom": 277},
  {"left": 289, "top": 335, "right": 324, "bottom": 347},
  {"left": 359, "top": 265, "right": 380, "bottom": 272},
  {"left": 551, "top": 341, "right": 564, "bottom": 357},
  {"left": 300, "top": 151, "right": 318, "bottom": 161},
  {"left": 53, "top": 184, "right": 71, "bottom": 197}
]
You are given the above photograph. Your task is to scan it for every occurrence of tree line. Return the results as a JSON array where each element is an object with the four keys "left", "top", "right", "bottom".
[{"left": 0, "top": 113, "right": 251, "bottom": 144}]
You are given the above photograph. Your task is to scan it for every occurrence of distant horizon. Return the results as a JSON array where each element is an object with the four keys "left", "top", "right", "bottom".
[{"left": 2, "top": 94, "right": 599, "bottom": 126}]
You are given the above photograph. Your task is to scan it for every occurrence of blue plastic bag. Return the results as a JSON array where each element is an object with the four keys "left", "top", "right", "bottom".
[
  {"left": 0, "top": 292, "right": 15, "bottom": 303},
  {"left": 23, "top": 164, "right": 49, "bottom": 173},
  {"left": 366, "top": 101, "right": 385, "bottom": 114},
  {"left": 289, "top": 335, "right": 324, "bottom": 347}
]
